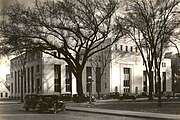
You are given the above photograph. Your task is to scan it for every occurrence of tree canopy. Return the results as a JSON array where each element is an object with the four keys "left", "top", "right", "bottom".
[
  {"left": 118, "top": 0, "right": 180, "bottom": 105},
  {"left": 0, "top": 0, "right": 123, "bottom": 98}
]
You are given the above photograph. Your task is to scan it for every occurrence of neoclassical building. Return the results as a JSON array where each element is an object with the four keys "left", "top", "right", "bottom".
[
  {"left": 10, "top": 51, "right": 110, "bottom": 98},
  {"left": 9, "top": 40, "right": 172, "bottom": 99}
]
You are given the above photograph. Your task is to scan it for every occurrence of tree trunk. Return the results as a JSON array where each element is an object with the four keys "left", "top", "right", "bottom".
[
  {"left": 157, "top": 68, "right": 162, "bottom": 107},
  {"left": 155, "top": 70, "right": 157, "bottom": 94},
  {"left": 148, "top": 70, "right": 154, "bottom": 100},
  {"left": 172, "top": 69, "right": 175, "bottom": 98},
  {"left": 76, "top": 71, "right": 84, "bottom": 102},
  {"left": 21, "top": 77, "right": 23, "bottom": 103}
]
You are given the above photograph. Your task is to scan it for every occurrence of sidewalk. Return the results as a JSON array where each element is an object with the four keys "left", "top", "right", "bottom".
[
  {"left": 1, "top": 99, "right": 180, "bottom": 119},
  {"left": 0, "top": 101, "right": 20, "bottom": 104},
  {"left": 0, "top": 99, "right": 20, "bottom": 104},
  {"left": 66, "top": 106, "right": 180, "bottom": 120},
  {"left": 66, "top": 100, "right": 180, "bottom": 120}
]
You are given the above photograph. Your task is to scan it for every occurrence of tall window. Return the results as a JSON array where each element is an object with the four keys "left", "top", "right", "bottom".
[
  {"left": 54, "top": 65, "right": 61, "bottom": 92},
  {"left": 65, "top": 65, "right": 72, "bottom": 92},
  {"left": 15, "top": 71, "right": 17, "bottom": 93},
  {"left": 27, "top": 68, "right": 30, "bottom": 93},
  {"left": 123, "top": 68, "right": 130, "bottom": 93},
  {"left": 24, "top": 69, "right": 26, "bottom": 93},
  {"left": 86, "top": 67, "right": 92, "bottom": 92},
  {"left": 162, "top": 62, "right": 166, "bottom": 67},
  {"left": 163, "top": 72, "right": 166, "bottom": 92},
  {"left": 36, "top": 64, "right": 40, "bottom": 72},
  {"left": 120, "top": 45, "right": 123, "bottom": 50},
  {"left": 96, "top": 67, "right": 101, "bottom": 92},
  {"left": 18, "top": 70, "right": 20, "bottom": 93},
  {"left": 31, "top": 67, "right": 34, "bottom": 93},
  {"left": 11, "top": 83, "right": 13, "bottom": 93},
  {"left": 130, "top": 46, "right": 133, "bottom": 52},
  {"left": 135, "top": 47, "right": 138, "bottom": 52},
  {"left": 36, "top": 79, "right": 42, "bottom": 94},
  {"left": 5, "top": 93, "right": 8, "bottom": 98},
  {"left": 143, "top": 71, "right": 147, "bottom": 92},
  {"left": 126, "top": 46, "right": 128, "bottom": 51},
  {"left": 1, "top": 93, "right": 3, "bottom": 97},
  {"left": 115, "top": 44, "right": 117, "bottom": 50}
]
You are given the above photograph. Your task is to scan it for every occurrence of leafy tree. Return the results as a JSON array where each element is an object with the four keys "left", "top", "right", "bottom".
[
  {"left": 90, "top": 44, "right": 111, "bottom": 99},
  {"left": 118, "top": 0, "right": 180, "bottom": 106},
  {"left": 0, "top": 0, "right": 123, "bottom": 100}
]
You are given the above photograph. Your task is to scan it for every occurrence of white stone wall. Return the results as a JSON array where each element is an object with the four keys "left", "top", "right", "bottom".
[{"left": 110, "top": 38, "right": 172, "bottom": 94}]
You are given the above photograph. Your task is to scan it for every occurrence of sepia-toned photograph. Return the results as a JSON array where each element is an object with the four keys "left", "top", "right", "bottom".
[{"left": 0, "top": 0, "right": 180, "bottom": 119}]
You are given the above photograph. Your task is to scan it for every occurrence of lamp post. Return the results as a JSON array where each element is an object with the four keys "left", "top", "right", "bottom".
[{"left": 88, "top": 76, "right": 92, "bottom": 105}]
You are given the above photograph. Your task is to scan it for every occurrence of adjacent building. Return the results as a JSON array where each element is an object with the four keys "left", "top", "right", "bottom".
[{"left": 110, "top": 38, "right": 172, "bottom": 95}]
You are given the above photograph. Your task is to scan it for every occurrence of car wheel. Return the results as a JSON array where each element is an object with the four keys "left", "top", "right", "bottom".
[
  {"left": 61, "top": 104, "right": 66, "bottom": 111},
  {"left": 51, "top": 103, "right": 57, "bottom": 114}
]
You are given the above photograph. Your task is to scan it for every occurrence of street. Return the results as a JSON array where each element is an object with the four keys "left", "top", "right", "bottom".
[{"left": 0, "top": 104, "right": 156, "bottom": 120}]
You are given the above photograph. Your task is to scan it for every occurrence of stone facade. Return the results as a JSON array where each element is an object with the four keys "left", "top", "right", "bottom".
[{"left": 10, "top": 51, "right": 110, "bottom": 98}]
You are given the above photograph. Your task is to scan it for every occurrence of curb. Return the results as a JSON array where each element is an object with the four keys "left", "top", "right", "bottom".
[
  {"left": 66, "top": 106, "right": 180, "bottom": 120},
  {"left": 0, "top": 102, "right": 21, "bottom": 104}
]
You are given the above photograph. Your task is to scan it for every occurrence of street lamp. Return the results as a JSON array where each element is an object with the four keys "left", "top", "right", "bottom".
[{"left": 88, "top": 76, "right": 92, "bottom": 105}]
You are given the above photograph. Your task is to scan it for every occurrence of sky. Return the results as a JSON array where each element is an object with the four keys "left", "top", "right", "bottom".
[
  {"left": 0, "top": 56, "right": 10, "bottom": 82},
  {"left": 0, "top": 0, "right": 42, "bottom": 82}
]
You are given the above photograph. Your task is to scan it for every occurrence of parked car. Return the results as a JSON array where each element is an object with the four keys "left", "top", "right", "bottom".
[
  {"left": 109, "top": 92, "right": 120, "bottom": 99},
  {"left": 119, "top": 93, "right": 136, "bottom": 100},
  {"left": 163, "top": 91, "right": 173, "bottom": 98},
  {"left": 36, "top": 94, "right": 66, "bottom": 114},
  {"left": 137, "top": 92, "right": 149, "bottom": 98},
  {"left": 23, "top": 94, "right": 39, "bottom": 111},
  {"left": 102, "top": 92, "right": 120, "bottom": 100},
  {"left": 72, "top": 94, "right": 96, "bottom": 103},
  {"left": 61, "top": 93, "right": 72, "bottom": 101},
  {"left": 175, "top": 92, "right": 180, "bottom": 98}
]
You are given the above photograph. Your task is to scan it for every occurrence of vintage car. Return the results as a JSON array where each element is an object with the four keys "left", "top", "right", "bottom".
[
  {"left": 23, "top": 94, "right": 39, "bottom": 111},
  {"left": 119, "top": 93, "right": 136, "bottom": 100},
  {"left": 137, "top": 92, "right": 149, "bottom": 98},
  {"left": 102, "top": 92, "right": 120, "bottom": 100},
  {"left": 109, "top": 92, "right": 120, "bottom": 99},
  {"left": 61, "top": 93, "right": 72, "bottom": 101},
  {"left": 36, "top": 94, "right": 66, "bottom": 114},
  {"left": 72, "top": 94, "right": 96, "bottom": 103}
]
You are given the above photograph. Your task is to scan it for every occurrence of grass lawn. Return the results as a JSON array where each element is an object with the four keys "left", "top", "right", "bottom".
[{"left": 93, "top": 98, "right": 180, "bottom": 114}]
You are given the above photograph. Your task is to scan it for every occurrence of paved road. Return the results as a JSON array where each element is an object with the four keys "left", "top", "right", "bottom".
[{"left": 0, "top": 104, "right": 155, "bottom": 120}]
